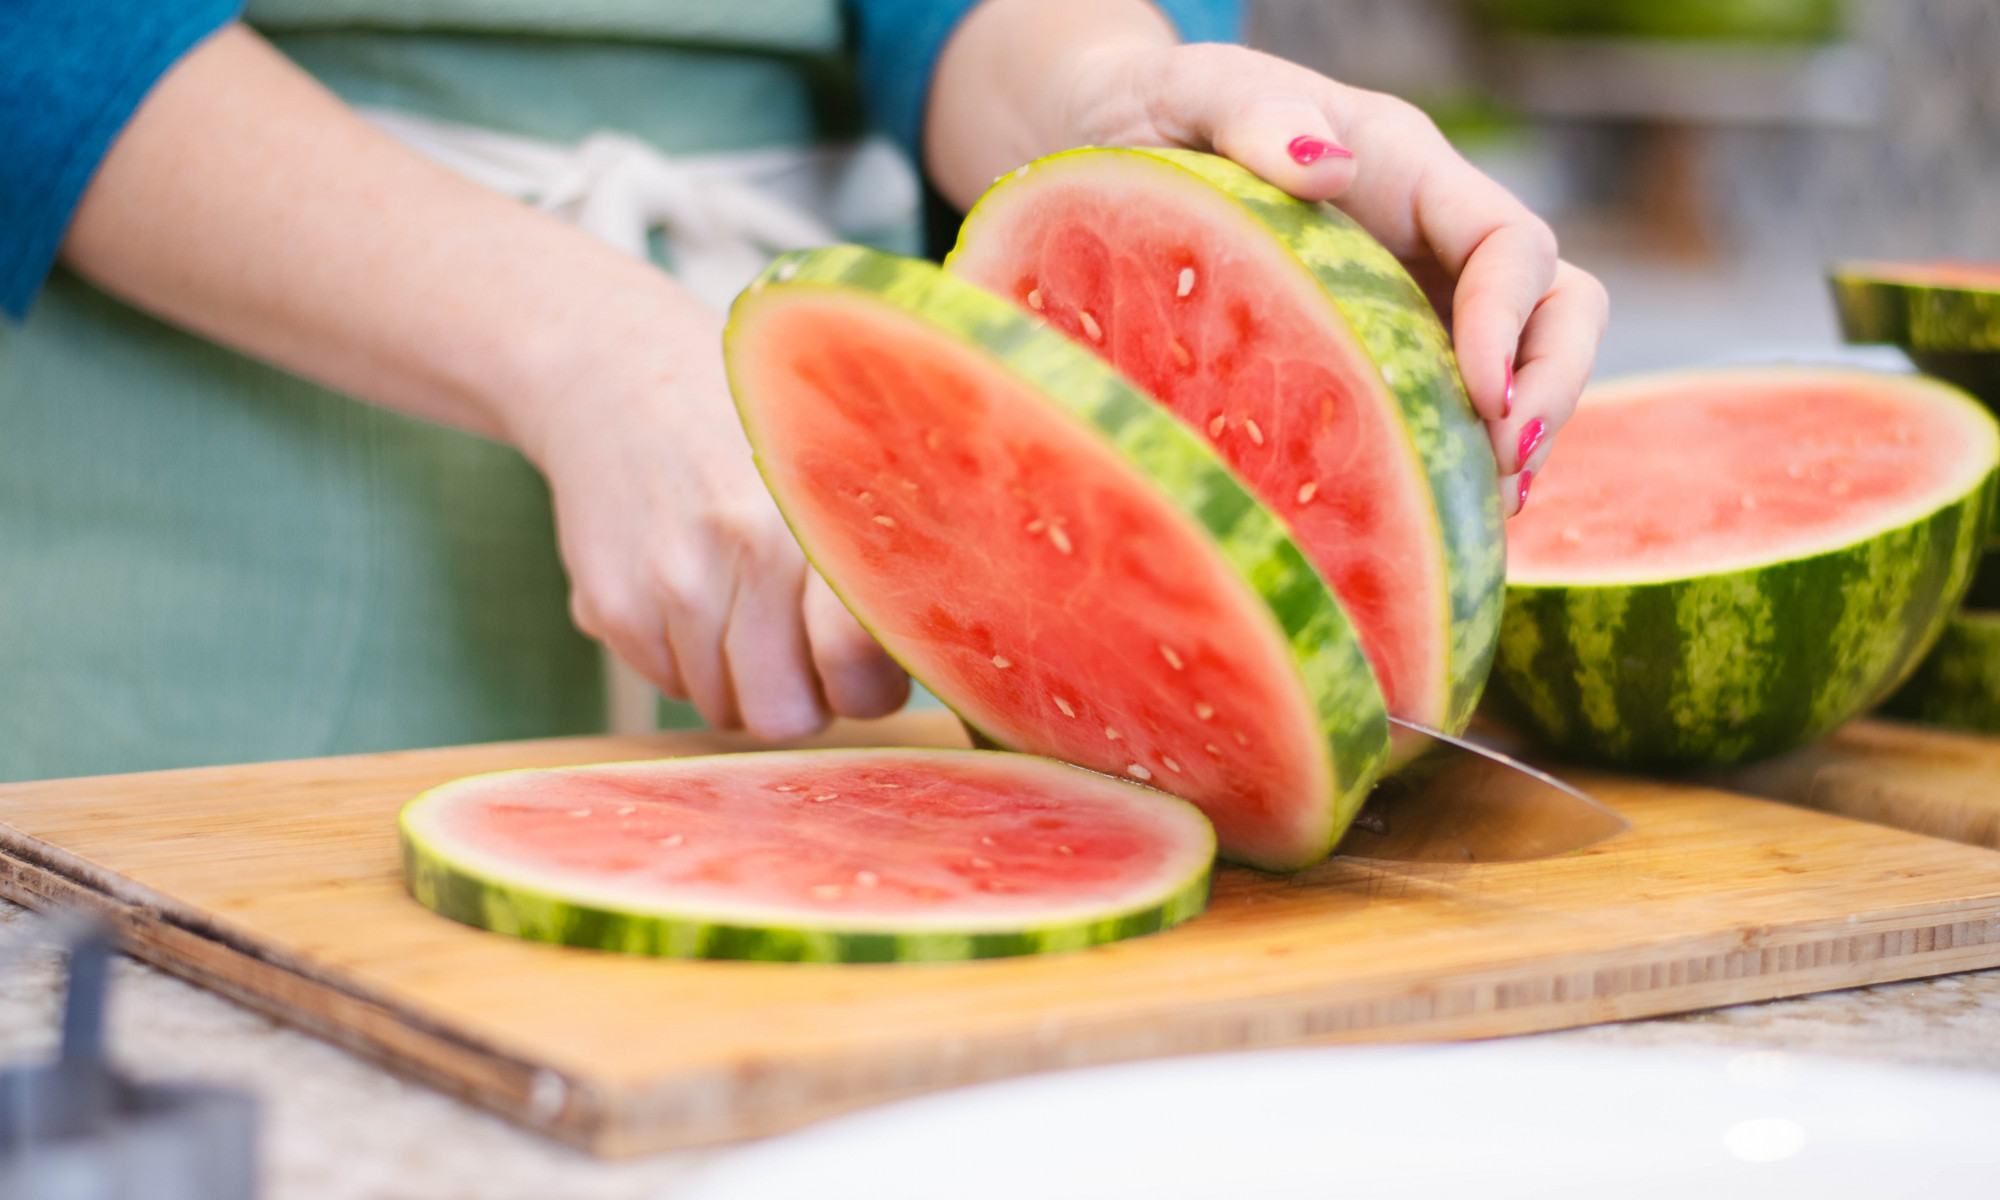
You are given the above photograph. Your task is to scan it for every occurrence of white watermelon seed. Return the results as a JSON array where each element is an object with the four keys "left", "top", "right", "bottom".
[
  {"left": 1207, "top": 414, "right": 1226, "bottom": 438},
  {"left": 1048, "top": 525, "right": 1073, "bottom": 555},
  {"left": 981, "top": 836, "right": 996, "bottom": 845},
  {"left": 856, "top": 870, "right": 880, "bottom": 887},
  {"left": 1194, "top": 702, "right": 1215, "bottom": 721},
  {"left": 900, "top": 479, "right": 919, "bottom": 491},
  {"left": 1025, "top": 518, "right": 1046, "bottom": 533},
  {"left": 1162, "top": 756, "right": 1182, "bottom": 774},
  {"left": 1296, "top": 481, "right": 1318, "bottom": 505},
  {"left": 658, "top": 834, "right": 684, "bottom": 847},
  {"left": 1027, "top": 289, "right": 1044, "bottom": 311},
  {"left": 873, "top": 515, "right": 898, "bottom": 528},
  {"left": 1126, "top": 763, "right": 1153, "bottom": 781},
  {"left": 991, "top": 655, "right": 1012, "bottom": 669},
  {"left": 1561, "top": 527, "right": 1582, "bottom": 544},
  {"left": 857, "top": 491, "right": 874, "bottom": 503},
  {"left": 811, "top": 884, "right": 843, "bottom": 899},
  {"left": 1177, "top": 267, "right": 1196, "bottom": 297},
  {"left": 1205, "top": 742, "right": 1223, "bottom": 757},
  {"left": 1159, "top": 643, "right": 1185, "bottom": 670},
  {"left": 1105, "top": 726, "right": 1123, "bottom": 741},
  {"left": 1170, "top": 340, "right": 1192, "bottom": 368},
  {"left": 1054, "top": 696, "right": 1076, "bottom": 718},
  {"left": 1244, "top": 419, "right": 1265, "bottom": 446},
  {"left": 1234, "top": 731, "right": 1250, "bottom": 746},
  {"left": 1058, "top": 845, "right": 1074, "bottom": 854},
  {"left": 1078, "top": 310, "right": 1103, "bottom": 342},
  {"left": 775, "top": 784, "right": 799, "bottom": 791},
  {"left": 811, "top": 792, "right": 839, "bottom": 802},
  {"left": 970, "top": 857, "right": 994, "bottom": 869},
  {"left": 615, "top": 806, "right": 635, "bottom": 817},
  {"left": 569, "top": 809, "right": 591, "bottom": 817}
]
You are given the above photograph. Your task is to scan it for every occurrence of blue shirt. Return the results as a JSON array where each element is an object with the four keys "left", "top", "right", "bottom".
[{"left": 0, "top": 0, "right": 1240, "bottom": 321}]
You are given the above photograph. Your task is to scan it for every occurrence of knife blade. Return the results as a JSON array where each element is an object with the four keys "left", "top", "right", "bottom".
[{"left": 1332, "top": 718, "right": 1630, "bottom": 863}]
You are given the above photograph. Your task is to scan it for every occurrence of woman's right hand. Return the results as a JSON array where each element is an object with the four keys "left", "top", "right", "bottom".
[{"left": 513, "top": 290, "right": 911, "bottom": 741}]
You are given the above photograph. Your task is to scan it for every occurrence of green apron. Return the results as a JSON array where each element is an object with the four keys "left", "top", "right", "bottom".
[{"left": 0, "top": 1, "right": 897, "bottom": 782}]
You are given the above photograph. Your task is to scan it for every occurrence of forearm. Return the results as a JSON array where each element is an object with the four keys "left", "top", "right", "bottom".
[
  {"left": 59, "top": 23, "right": 703, "bottom": 461},
  {"left": 923, "top": 0, "right": 1178, "bottom": 210}
]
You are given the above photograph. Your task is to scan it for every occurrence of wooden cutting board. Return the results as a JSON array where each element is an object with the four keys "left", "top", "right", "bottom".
[
  {"left": 5, "top": 711, "right": 2000, "bottom": 1157},
  {"left": 1708, "top": 718, "right": 2000, "bottom": 850}
]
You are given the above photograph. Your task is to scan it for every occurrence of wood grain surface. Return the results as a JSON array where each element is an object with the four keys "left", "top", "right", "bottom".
[
  {"left": 4, "top": 711, "right": 2000, "bottom": 1156},
  {"left": 1706, "top": 719, "right": 2000, "bottom": 850}
]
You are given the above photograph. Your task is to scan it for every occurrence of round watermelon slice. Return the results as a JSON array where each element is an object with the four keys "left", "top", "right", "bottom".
[
  {"left": 1488, "top": 367, "right": 1999, "bottom": 767},
  {"left": 1831, "top": 260, "right": 2000, "bottom": 406},
  {"left": 401, "top": 749, "right": 1215, "bottom": 962},
  {"left": 945, "top": 148, "right": 1503, "bottom": 750},
  {"left": 726, "top": 246, "right": 1388, "bottom": 871}
]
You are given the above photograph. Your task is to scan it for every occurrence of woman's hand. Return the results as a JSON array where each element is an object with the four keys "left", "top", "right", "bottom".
[
  {"left": 927, "top": 0, "right": 1609, "bottom": 515},
  {"left": 63, "top": 23, "right": 908, "bottom": 738}
]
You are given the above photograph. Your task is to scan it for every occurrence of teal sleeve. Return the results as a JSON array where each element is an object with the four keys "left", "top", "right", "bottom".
[{"left": 1, "top": 0, "right": 244, "bottom": 320}]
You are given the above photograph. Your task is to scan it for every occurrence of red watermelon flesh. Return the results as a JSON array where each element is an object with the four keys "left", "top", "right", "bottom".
[
  {"left": 731, "top": 290, "right": 1340, "bottom": 869},
  {"left": 404, "top": 750, "right": 1214, "bottom": 932},
  {"left": 1509, "top": 370, "right": 1997, "bottom": 584},
  {"left": 947, "top": 162, "right": 1449, "bottom": 728}
]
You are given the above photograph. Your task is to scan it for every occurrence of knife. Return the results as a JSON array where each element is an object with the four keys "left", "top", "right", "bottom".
[{"left": 1332, "top": 718, "right": 1630, "bottom": 863}]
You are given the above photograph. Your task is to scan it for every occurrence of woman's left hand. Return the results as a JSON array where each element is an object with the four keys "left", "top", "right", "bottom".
[{"left": 927, "top": 0, "right": 1609, "bottom": 516}]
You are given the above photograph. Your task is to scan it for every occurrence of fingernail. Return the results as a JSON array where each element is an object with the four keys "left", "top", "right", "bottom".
[
  {"left": 1517, "top": 417, "right": 1546, "bottom": 472},
  {"left": 1517, "top": 468, "right": 1534, "bottom": 512},
  {"left": 1287, "top": 136, "right": 1352, "bottom": 166},
  {"left": 1503, "top": 356, "right": 1516, "bottom": 419}
]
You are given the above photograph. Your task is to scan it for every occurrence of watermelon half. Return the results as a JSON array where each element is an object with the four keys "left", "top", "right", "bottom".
[
  {"left": 400, "top": 749, "right": 1215, "bottom": 962},
  {"left": 1831, "top": 260, "right": 2000, "bottom": 405},
  {"left": 726, "top": 246, "right": 1388, "bottom": 870},
  {"left": 1487, "top": 367, "right": 1999, "bottom": 767},
  {"left": 1879, "top": 609, "right": 2000, "bottom": 734},
  {"left": 945, "top": 148, "right": 1503, "bottom": 749}
]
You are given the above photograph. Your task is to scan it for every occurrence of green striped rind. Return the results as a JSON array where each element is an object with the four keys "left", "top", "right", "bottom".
[
  {"left": 1880, "top": 609, "right": 2000, "bottom": 734},
  {"left": 731, "top": 246, "right": 1390, "bottom": 863},
  {"left": 399, "top": 757, "right": 1214, "bottom": 964},
  {"left": 1831, "top": 267, "right": 2000, "bottom": 353},
  {"left": 1487, "top": 468, "right": 1998, "bottom": 768},
  {"left": 953, "top": 148, "right": 1503, "bottom": 736}
]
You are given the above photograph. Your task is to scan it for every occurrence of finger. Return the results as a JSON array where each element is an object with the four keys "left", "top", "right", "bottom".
[
  {"left": 1485, "top": 261, "right": 1610, "bottom": 476},
  {"left": 656, "top": 550, "right": 742, "bottom": 732},
  {"left": 1447, "top": 214, "right": 1561, "bottom": 423},
  {"left": 570, "top": 582, "right": 689, "bottom": 702},
  {"left": 804, "top": 570, "right": 910, "bottom": 720},
  {"left": 1140, "top": 46, "right": 1359, "bottom": 202},
  {"left": 720, "top": 535, "right": 830, "bottom": 743}
]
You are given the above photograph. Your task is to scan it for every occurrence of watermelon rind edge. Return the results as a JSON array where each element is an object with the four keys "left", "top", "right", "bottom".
[
  {"left": 1830, "top": 262, "right": 2000, "bottom": 353},
  {"left": 1486, "top": 369, "right": 2000, "bottom": 768},
  {"left": 947, "top": 147, "right": 1505, "bottom": 739},
  {"left": 399, "top": 749, "right": 1216, "bottom": 964},
  {"left": 727, "top": 245, "right": 1393, "bottom": 871}
]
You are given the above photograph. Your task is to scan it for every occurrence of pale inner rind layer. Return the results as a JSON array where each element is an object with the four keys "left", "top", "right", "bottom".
[
  {"left": 401, "top": 750, "right": 1216, "bottom": 936},
  {"left": 732, "top": 286, "right": 1344, "bottom": 868},
  {"left": 1508, "top": 369, "right": 2000, "bottom": 587}
]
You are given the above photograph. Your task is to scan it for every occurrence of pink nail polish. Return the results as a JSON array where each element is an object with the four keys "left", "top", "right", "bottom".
[
  {"left": 1517, "top": 417, "right": 1545, "bottom": 472},
  {"left": 1287, "top": 136, "right": 1352, "bottom": 166},
  {"left": 1502, "top": 356, "right": 1516, "bottom": 419},
  {"left": 1517, "top": 468, "right": 1534, "bottom": 512}
]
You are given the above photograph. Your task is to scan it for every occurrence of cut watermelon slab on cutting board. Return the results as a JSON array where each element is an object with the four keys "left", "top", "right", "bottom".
[{"left": 8, "top": 712, "right": 2000, "bottom": 1156}]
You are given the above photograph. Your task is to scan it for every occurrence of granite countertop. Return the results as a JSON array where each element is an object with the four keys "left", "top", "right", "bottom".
[{"left": 6, "top": 896, "right": 2000, "bottom": 1200}]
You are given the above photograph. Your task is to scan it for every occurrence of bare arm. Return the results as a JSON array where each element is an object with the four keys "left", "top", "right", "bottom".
[
  {"left": 924, "top": 0, "right": 1609, "bottom": 514},
  {"left": 63, "top": 24, "right": 908, "bottom": 737}
]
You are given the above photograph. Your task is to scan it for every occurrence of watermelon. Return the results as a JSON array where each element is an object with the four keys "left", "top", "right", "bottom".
[
  {"left": 400, "top": 749, "right": 1215, "bottom": 962},
  {"left": 726, "top": 246, "right": 1388, "bottom": 871},
  {"left": 1879, "top": 609, "right": 2000, "bottom": 734},
  {"left": 944, "top": 148, "right": 1503, "bottom": 752},
  {"left": 1487, "top": 367, "right": 1999, "bottom": 767},
  {"left": 1831, "top": 260, "right": 2000, "bottom": 405}
]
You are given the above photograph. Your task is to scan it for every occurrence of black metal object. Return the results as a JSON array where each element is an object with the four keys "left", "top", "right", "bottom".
[{"left": 0, "top": 916, "right": 259, "bottom": 1200}]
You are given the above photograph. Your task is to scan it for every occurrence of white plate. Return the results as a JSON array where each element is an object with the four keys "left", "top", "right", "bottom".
[{"left": 679, "top": 1041, "right": 2000, "bottom": 1199}]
